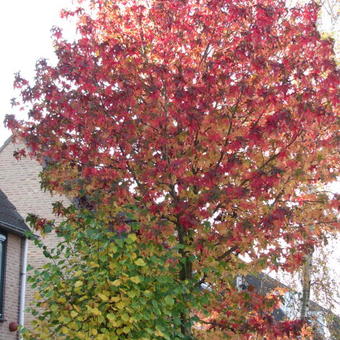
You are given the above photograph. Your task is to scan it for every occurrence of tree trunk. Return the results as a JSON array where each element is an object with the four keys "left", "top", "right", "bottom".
[
  {"left": 300, "top": 250, "right": 313, "bottom": 320},
  {"left": 177, "top": 221, "right": 193, "bottom": 338}
]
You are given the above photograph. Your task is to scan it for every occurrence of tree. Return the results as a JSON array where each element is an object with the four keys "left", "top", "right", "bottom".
[{"left": 6, "top": 0, "right": 339, "bottom": 339}]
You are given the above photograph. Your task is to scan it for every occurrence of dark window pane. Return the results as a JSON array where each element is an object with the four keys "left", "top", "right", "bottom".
[{"left": 0, "top": 233, "right": 6, "bottom": 319}]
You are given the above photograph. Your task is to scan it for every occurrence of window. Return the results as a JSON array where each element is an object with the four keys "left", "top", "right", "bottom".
[
  {"left": 0, "top": 232, "right": 6, "bottom": 320},
  {"left": 308, "top": 311, "right": 330, "bottom": 339},
  {"left": 282, "top": 291, "right": 300, "bottom": 320},
  {"left": 236, "top": 275, "right": 248, "bottom": 291}
]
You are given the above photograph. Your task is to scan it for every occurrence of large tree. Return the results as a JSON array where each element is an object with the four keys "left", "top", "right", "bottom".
[{"left": 7, "top": 0, "right": 339, "bottom": 339}]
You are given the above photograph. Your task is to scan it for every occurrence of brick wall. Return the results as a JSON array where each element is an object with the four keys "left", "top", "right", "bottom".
[
  {"left": 0, "top": 233, "right": 22, "bottom": 340},
  {"left": 0, "top": 138, "right": 68, "bottom": 330}
]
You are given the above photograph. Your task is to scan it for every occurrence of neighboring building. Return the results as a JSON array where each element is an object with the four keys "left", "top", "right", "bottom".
[
  {"left": 0, "top": 189, "right": 29, "bottom": 340},
  {"left": 0, "top": 136, "right": 66, "bottom": 337},
  {"left": 237, "top": 274, "right": 340, "bottom": 340}
]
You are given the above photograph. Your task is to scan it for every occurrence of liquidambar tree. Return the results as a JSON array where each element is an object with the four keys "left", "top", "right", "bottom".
[{"left": 7, "top": 0, "right": 339, "bottom": 339}]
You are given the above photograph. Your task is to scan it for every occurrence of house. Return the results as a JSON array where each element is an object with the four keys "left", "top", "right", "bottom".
[
  {"left": 237, "top": 274, "right": 340, "bottom": 339},
  {"left": 0, "top": 189, "right": 29, "bottom": 339},
  {"left": 0, "top": 136, "right": 66, "bottom": 338}
]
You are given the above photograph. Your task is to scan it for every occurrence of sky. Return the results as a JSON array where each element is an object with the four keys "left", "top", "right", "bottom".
[{"left": 0, "top": 0, "right": 76, "bottom": 145}]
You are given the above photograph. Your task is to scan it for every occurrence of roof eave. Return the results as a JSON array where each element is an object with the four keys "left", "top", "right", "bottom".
[
  {"left": 0, "top": 220, "right": 30, "bottom": 238},
  {"left": 0, "top": 135, "right": 13, "bottom": 154}
]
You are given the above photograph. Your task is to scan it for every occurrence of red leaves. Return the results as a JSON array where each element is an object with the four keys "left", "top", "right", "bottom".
[
  {"left": 250, "top": 171, "right": 278, "bottom": 196},
  {"left": 225, "top": 186, "right": 246, "bottom": 200},
  {"left": 271, "top": 319, "right": 305, "bottom": 337},
  {"left": 255, "top": 5, "right": 276, "bottom": 29},
  {"left": 4, "top": 114, "right": 20, "bottom": 130},
  {"left": 203, "top": 286, "right": 306, "bottom": 338},
  {"left": 265, "top": 110, "right": 293, "bottom": 134},
  {"left": 13, "top": 148, "right": 26, "bottom": 160},
  {"left": 13, "top": 73, "right": 29, "bottom": 89},
  {"left": 51, "top": 26, "right": 63, "bottom": 40},
  {"left": 247, "top": 125, "right": 263, "bottom": 146},
  {"left": 179, "top": 214, "right": 196, "bottom": 230}
]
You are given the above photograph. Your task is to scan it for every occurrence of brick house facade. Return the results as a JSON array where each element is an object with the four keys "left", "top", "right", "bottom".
[
  {"left": 0, "top": 137, "right": 68, "bottom": 338},
  {"left": 0, "top": 189, "right": 29, "bottom": 340}
]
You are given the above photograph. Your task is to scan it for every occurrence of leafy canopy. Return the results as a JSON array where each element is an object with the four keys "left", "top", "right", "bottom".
[{"left": 8, "top": 0, "right": 339, "bottom": 338}]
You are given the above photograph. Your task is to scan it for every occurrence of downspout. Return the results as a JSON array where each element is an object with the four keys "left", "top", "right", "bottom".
[{"left": 18, "top": 237, "right": 28, "bottom": 339}]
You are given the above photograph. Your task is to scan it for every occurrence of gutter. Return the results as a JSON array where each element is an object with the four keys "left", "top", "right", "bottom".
[
  {"left": 18, "top": 237, "right": 28, "bottom": 339},
  {"left": 0, "top": 220, "right": 29, "bottom": 238}
]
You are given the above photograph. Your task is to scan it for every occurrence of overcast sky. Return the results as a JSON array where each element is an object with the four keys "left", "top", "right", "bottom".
[{"left": 0, "top": 0, "right": 75, "bottom": 145}]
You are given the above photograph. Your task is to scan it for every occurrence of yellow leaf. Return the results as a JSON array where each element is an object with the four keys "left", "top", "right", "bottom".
[
  {"left": 90, "top": 307, "right": 101, "bottom": 316},
  {"left": 98, "top": 293, "right": 109, "bottom": 302},
  {"left": 107, "top": 313, "right": 116, "bottom": 321},
  {"left": 130, "top": 276, "right": 141, "bottom": 284},
  {"left": 111, "top": 279, "right": 122, "bottom": 286},
  {"left": 122, "top": 326, "right": 131, "bottom": 334},
  {"left": 110, "top": 245, "right": 118, "bottom": 253},
  {"left": 155, "top": 329, "right": 165, "bottom": 337},
  {"left": 33, "top": 292, "right": 42, "bottom": 300},
  {"left": 116, "top": 301, "right": 125, "bottom": 309},
  {"left": 61, "top": 326, "right": 69, "bottom": 334},
  {"left": 135, "top": 258, "right": 146, "bottom": 266},
  {"left": 121, "top": 313, "right": 129, "bottom": 322},
  {"left": 110, "top": 296, "right": 121, "bottom": 302},
  {"left": 74, "top": 281, "right": 83, "bottom": 288},
  {"left": 127, "top": 290, "right": 137, "bottom": 298},
  {"left": 70, "top": 310, "right": 78, "bottom": 318},
  {"left": 110, "top": 320, "right": 121, "bottom": 327},
  {"left": 127, "top": 233, "right": 137, "bottom": 242}
]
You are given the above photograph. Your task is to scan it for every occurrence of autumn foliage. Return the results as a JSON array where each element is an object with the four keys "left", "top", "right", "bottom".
[{"left": 7, "top": 0, "right": 339, "bottom": 339}]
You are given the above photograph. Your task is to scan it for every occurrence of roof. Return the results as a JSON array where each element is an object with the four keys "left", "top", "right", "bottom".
[
  {"left": 0, "top": 135, "right": 12, "bottom": 154},
  {"left": 0, "top": 189, "right": 29, "bottom": 237},
  {"left": 244, "top": 273, "right": 337, "bottom": 315}
]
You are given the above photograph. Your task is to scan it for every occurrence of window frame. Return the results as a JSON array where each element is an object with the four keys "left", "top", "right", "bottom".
[{"left": 0, "top": 231, "right": 7, "bottom": 320}]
